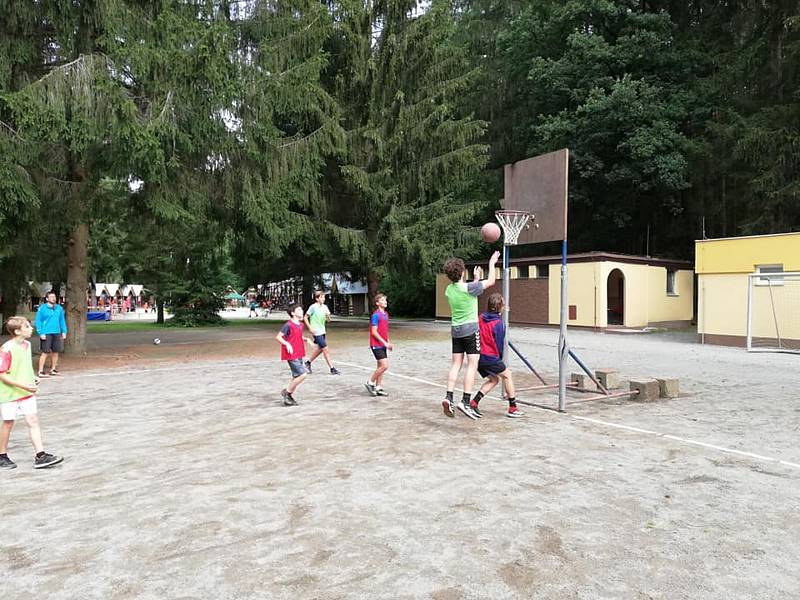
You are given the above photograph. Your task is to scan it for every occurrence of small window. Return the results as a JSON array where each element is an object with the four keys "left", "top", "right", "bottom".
[
  {"left": 537, "top": 265, "right": 549, "bottom": 279},
  {"left": 756, "top": 264, "right": 784, "bottom": 286},
  {"left": 517, "top": 265, "right": 529, "bottom": 279},
  {"left": 666, "top": 270, "right": 678, "bottom": 295}
]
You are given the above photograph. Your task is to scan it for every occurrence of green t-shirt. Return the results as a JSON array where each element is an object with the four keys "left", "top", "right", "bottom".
[
  {"left": 445, "top": 281, "right": 484, "bottom": 337},
  {"left": 0, "top": 339, "right": 36, "bottom": 403},
  {"left": 306, "top": 303, "right": 330, "bottom": 335}
]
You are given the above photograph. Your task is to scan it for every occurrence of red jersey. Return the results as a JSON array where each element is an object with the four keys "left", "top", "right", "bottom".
[
  {"left": 369, "top": 309, "right": 390, "bottom": 348},
  {"left": 279, "top": 320, "right": 305, "bottom": 360}
]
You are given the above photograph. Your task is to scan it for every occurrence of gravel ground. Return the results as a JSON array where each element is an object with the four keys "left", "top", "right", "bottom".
[{"left": 2, "top": 321, "right": 799, "bottom": 599}]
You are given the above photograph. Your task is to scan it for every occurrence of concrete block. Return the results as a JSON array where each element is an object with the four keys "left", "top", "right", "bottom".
[
  {"left": 656, "top": 378, "right": 680, "bottom": 398},
  {"left": 595, "top": 369, "right": 620, "bottom": 389},
  {"left": 629, "top": 379, "right": 659, "bottom": 401},
  {"left": 571, "top": 372, "right": 589, "bottom": 388}
]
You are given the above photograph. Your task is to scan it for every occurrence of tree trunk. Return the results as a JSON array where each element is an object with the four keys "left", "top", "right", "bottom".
[
  {"left": 0, "top": 267, "right": 26, "bottom": 323},
  {"left": 65, "top": 220, "right": 89, "bottom": 354},
  {"left": 157, "top": 299, "right": 165, "bottom": 324},
  {"left": 367, "top": 269, "right": 381, "bottom": 308}
]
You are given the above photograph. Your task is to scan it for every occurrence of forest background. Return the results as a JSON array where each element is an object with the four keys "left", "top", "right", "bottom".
[{"left": 1, "top": 0, "right": 798, "bottom": 351}]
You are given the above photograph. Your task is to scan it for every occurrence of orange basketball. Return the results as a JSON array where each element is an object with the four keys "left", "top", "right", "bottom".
[{"left": 481, "top": 222, "right": 502, "bottom": 243}]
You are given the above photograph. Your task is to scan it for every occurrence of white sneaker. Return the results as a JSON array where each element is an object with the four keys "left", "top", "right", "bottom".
[
  {"left": 457, "top": 401, "right": 478, "bottom": 420},
  {"left": 375, "top": 387, "right": 388, "bottom": 396},
  {"left": 364, "top": 382, "right": 378, "bottom": 397}
]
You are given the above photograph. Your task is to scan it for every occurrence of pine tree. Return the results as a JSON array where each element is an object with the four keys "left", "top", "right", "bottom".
[{"left": 322, "top": 0, "right": 489, "bottom": 300}]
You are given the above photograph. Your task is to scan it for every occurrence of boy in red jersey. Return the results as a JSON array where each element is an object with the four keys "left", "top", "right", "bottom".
[
  {"left": 275, "top": 304, "right": 313, "bottom": 406},
  {"left": 470, "top": 293, "right": 523, "bottom": 418},
  {"left": 365, "top": 293, "right": 393, "bottom": 397}
]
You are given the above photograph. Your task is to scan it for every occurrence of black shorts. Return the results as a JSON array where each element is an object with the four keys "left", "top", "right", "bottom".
[
  {"left": 371, "top": 347, "right": 388, "bottom": 361},
  {"left": 478, "top": 360, "right": 507, "bottom": 378},
  {"left": 40, "top": 334, "right": 64, "bottom": 354},
  {"left": 313, "top": 334, "right": 327, "bottom": 348},
  {"left": 451, "top": 331, "right": 481, "bottom": 355}
]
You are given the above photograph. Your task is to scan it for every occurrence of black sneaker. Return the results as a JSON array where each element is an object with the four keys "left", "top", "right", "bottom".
[
  {"left": 364, "top": 382, "right": 378, "bottom": 397},
  {"left": 330, "top": 367, "right": 341, "bottom": 375},
  {"left": 305, "top": 360, "right": 312, "bottom": 374},
  {"left": 281, "top": 388, "right": 297, "bottom": 406},
  {"left": 469, "top": 400, "right": 483, "bottom": 418},
  {"left": 0, "top": 456, "right": 17, "bottom": 470},
  {"left": 442, "top": 399, "right": 455, "bottom": 418},
  {"left": 33, "top": 453, "right": 63, "bottom": 469},
  {"left": 457, "top": 401, "right": 478, "bottom": 420},
  {"left": 375, "top": 387, "right": 388, "bottom": 396}
]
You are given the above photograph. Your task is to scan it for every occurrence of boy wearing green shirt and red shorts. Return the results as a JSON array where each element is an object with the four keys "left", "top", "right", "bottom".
[
  {"left": 0, "top": 316, "right": 63, "bottom": 470},
  {"left": 442, "top": 250, "right": 500, "bottom": 419}
]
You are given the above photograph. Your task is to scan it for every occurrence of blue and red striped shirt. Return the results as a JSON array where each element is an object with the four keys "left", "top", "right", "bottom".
[
  {"left": 279, "top": 320, "right": 305, "bottom": 361},
  {"left": 478, "top": 312, "right": 505, "bottom": 364},
  {"left": 369, "top": 309, "right": 390, "bottom": 348}
]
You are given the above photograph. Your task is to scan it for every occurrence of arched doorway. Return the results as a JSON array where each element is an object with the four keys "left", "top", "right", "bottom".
[{"left": 607, "top": 269, "right": 625, "bottom": 326}]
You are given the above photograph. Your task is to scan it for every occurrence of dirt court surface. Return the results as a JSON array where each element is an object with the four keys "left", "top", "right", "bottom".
[{"left": 3, "top": 320, "right": 799, "bottom": 599}]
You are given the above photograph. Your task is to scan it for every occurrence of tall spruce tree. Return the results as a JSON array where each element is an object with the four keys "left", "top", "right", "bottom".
[
  {"left": 227, "top": 0, "right": 345, "bottom": 280},
  {"left": 321, "top": 0, "right": 489, "bottom": 300}
]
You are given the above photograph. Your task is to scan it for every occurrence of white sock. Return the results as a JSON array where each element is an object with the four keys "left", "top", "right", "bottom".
[{"left": 369, "top": 380, "right": 376, "bottom": 386}]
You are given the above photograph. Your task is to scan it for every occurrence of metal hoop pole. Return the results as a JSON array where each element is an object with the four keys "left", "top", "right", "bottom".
[
  {"left": 502, "top": 242, "right": 510, "bottom": 364},
  {"left": 558, "top": 239, "right": 568, "bottom": 412}
]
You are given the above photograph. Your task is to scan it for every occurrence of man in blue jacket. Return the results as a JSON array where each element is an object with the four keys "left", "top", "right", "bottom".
[{"left": 34, "top": 291, "right": 67, "bottom": 377}]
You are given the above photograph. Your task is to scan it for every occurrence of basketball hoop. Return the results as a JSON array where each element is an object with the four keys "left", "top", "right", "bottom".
[{"left": 495, "top": 210, "right": 532, "bottom": 246}]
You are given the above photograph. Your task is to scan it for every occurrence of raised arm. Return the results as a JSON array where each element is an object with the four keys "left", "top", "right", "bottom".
[{"left": 481, "top": 251, "right": 501, "bottom": 291}]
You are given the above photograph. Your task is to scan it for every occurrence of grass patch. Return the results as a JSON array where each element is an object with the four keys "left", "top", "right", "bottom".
[{"left": 87, "top": 318, "right": 277, "bottom": 334}]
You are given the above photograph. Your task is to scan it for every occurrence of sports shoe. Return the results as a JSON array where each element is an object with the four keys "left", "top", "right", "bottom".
[
  {"left": 0, "top": 456, "right": 17, "bottom": 470},
  {"left": 364, "top": 382, "right": 378, "bottom": 397},
  {"left": 469, "top": 400, "right": 483, "bottom": 418},
  {"left": 457, "top": 401, "right": 478, "bottom": 420},
  {"left": 506, "top": 405, "right": 524, "bottom": 418},
  {"left": 33, "top": 453, "right": 63, "bottom": 469},
  {"left": 304, "top": 360, "right": 312, "bottom": 374},
  {"left": 375, "top": 387, "right": 388, "bottom": 396},
  {"left": 442, "top": 399, "right": 455, "bottom": 418},
  {"left": 330, "top": 367, "right": 341, "bottom": 375},
  {"left": 281, "top": 389, "right": 297, "bottom": 406},
  {"left": 37, "top": 371, "right": 49, "bottom": 378},
  {"left": 49, "top": 369, "right": 61, "bottom": 376}
]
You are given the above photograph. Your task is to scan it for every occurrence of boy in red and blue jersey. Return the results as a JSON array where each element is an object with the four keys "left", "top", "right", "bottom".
[
  {"left": 275, "top": 304, "right": 312, "bottom": 406},
  {"left": 365, "top": 293, "right": 392, "bottom": 397},
  {"left": 471, "top": 293, "right": 523, "bottom": 418}
]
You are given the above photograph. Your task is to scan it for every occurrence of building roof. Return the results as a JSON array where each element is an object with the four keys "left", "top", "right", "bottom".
[
  {"left": 695, "top": 230, "right": 800, "bottom": 244},
  {"left": 468, "top": 252, "right": 692, "bottom": 270},
  {"left": 321, "top": 273, "right": 368, "bottom": 295},
  {"left": 695, "top": 231, "right": 800, "bottom": 274}
]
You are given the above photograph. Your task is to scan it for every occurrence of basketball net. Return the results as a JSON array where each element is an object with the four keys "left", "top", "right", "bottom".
[{"left": 495, "top": 210, "right": 532, "bottom": 246}]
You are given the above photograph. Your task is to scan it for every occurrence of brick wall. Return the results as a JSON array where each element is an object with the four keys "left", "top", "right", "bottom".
[{"left": 477, "top": 279, "right": 550, "bottom": 324}]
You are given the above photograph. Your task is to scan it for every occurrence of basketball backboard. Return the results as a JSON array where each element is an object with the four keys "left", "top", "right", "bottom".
[{"left": 502, "top": 148, "right": 569, "bottom": 244}]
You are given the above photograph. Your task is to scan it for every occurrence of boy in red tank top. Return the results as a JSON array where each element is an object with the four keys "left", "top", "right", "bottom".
[
  {"left": 275, "top": 304, "right": 312, "bottom": 406},
  {"left": 365, "top": 293, "right": 392, "bottom": 396}
]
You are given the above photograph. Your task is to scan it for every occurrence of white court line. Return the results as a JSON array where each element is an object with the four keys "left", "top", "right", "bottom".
[
  {"left": 337, "top": 360, "right": 800, "bottom": 472},
  {"left": 52, "top": 358, "right": 800, "bottom": 472}
]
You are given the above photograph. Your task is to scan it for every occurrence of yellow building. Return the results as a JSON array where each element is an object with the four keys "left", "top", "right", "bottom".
[
  {"left": 696, "top": 232, "right": 800, "bottom": 347},
  {"left": 436, "top": 252, "right": 694, "bottom": 329}
]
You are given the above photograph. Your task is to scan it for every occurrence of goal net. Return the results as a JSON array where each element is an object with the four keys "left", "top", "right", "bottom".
[{"left": 747, "top": 272, "right": 800, "bottom": 353}]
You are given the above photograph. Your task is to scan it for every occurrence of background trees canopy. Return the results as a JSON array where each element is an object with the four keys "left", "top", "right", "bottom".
[{"left": 1, "top": 0, "right": 798, "bottom": 331}]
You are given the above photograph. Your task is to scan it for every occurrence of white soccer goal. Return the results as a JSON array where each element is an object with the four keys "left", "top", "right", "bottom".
[{"left": 747, "top": 272, "right": 800, "bottom": 353}]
